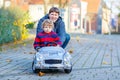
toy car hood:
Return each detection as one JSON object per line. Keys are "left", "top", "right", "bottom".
{"left": 38, "top": 46, "right": 66, "bottom": 59}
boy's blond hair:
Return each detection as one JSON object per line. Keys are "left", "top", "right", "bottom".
{"left": 42, "top": 19, "right": 54, "bottom": 29}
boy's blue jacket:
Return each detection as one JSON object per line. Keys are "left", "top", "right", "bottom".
{"left": 37, "top": 14, "right": 66, "bottom": 45}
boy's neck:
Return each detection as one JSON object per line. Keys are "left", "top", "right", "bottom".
{"left": 44, "top": 31, "right": 52, "bottom": 34}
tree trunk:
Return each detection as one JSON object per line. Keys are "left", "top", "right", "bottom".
{"left": 43, "top": 0, "right": 49, "bottom": 14}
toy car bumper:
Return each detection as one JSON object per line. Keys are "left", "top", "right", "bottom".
{"left": 35, "top": 63, "right": 71, "bottom": 70}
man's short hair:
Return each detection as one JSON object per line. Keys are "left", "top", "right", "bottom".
{"left": 49, "top": 7, "right": 60, "bottom": 15}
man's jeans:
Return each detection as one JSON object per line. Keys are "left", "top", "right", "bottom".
{"left": 61, "top": 33, "right": 70, "bottom": 48}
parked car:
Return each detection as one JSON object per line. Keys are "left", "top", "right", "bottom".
{"left": 32, "top": 45, "right": 72, "bottom": 74}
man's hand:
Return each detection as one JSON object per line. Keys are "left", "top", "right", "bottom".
{"left": 56, "top": 45, "right": 60, "bottom": 47}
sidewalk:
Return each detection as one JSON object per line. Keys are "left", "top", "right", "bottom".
{"left": 0, "top": 32, "right": 120, "bottom": 80}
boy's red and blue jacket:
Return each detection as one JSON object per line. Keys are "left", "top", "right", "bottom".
{"left": 33, "top": 31, "right": 62, "bottom": 50}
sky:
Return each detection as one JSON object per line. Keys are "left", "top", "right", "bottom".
{"left": 104, "top": 0, "right": 120, "bottom": 15}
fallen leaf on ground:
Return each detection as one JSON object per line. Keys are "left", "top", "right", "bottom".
{"left": 102, "top": 61, "right": 108, "bottom": 65}
{"left": 38, "top": 72, "right": 45, "bottom": 76}
{"left": 29, "top": 51, "right": 35, "bottom": 54}
{"left": 76, "top": 36, "right": 80, "bottom": 42}
{"left": 95, "top": 39, "right": 99, "bottom": 43}
{"left": 69, "top": 49, "right": 74, "bottom": 54}
{"left": 6, "top": 59, "right": 12, "bottom": 63}
{"left": 110, "top": 48, "right": 113, "bottom": 51}
{"left": 24, "top": 52, "right": 27, "bottom": 54}
{"left": 105, "top": 54, "right": 109, "bottom": 57}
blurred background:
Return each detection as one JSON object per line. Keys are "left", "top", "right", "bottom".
{"left": 0, "top": 0, "right": 120, "bottom": 45}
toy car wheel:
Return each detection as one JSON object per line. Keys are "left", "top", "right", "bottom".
{"left": 32, "top": 61, "right": 40, "bottom": 73}
{"left": 64, "top": 66, "right": 72, "bottom": 73}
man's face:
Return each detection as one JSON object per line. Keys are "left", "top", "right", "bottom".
{"left": 49, "top": 12, "right": 59, "bottom": 23}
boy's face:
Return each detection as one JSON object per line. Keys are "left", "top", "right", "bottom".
{"left": 49, "top": 12, "right": 59, "bottom": 23}
{"left": 43, "top": 24, "right": 52, "bottom": 33}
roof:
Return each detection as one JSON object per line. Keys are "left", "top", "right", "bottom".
{"left": 82, "top": 0, "right": 101, "bottom": 13}
{"left": 29, "top": 0, "right": 70, "bottom": 4}
{"left": 29, "top": 0, "right": 43, "bottom": 4}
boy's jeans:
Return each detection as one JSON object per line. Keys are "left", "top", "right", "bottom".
{"left": 62, "top": 33, "right": 70, "bottom": 48}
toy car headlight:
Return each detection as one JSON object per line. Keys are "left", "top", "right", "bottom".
{"left": 63, "top": 52, "right": 71, "bottom": 62}
{"left": 36, "top": 52, "right": 43, "bottom": 61}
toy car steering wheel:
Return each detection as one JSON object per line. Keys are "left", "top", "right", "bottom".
{"left": 46, "top": 42, "right": 58, "bottom": 46}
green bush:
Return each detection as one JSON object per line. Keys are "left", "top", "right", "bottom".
{"left": 25, "top": 22, "right": 35, "bottom": 29}
{"left": 0, "top": 6, "right": 30, "bottom": 45}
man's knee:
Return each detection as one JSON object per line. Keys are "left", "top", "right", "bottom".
{"left": 66, "top": 33, "right": 70, "bottom": 41}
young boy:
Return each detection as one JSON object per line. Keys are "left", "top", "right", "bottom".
{"left": 33, "top": 19, "right": 62, "bottom": 51}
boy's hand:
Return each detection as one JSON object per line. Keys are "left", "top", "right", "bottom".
{"left": 36, "top": 47, "right": 40, "bottom": 52}
{"left": 37, "top": 48, "right": 40, "bottom": 52}
{"left": 56, "top": 45, "right": 60, "bottom": 47}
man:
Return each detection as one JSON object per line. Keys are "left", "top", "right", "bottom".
{"left": 36, "top": 7, "right": 70, "bottom": 48}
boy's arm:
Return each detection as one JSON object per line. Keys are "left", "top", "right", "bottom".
{"left": 33, "top": 35, "right": 41, "bottom": 51}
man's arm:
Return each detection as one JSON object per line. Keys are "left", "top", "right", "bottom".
{"left": 57, "top": 21, "right": 66, "bottom": 45}
{"left": 36, "top": 19, "right": 44, "bottom": 35}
